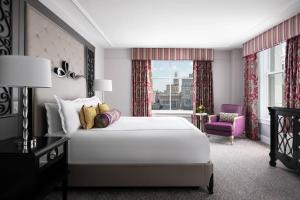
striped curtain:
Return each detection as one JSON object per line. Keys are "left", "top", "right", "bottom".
{"left": 243, "top": 13, "right": 300, "bottom": 57}
{"left": 284, "top": 35, "right": 300, "bottom": 108}
{"left": 132, "top": 60, "right": 152, "bottom": 116}
{"left": 192, "top": 61, "right": 214, "bottom": 119}
{"left": 244, "top": 54, "right": 259, "bottom": 140}
{"left": 132, "top": 48, "right": 214, "bottom": 61}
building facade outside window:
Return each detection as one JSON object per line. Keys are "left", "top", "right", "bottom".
{"left": 152, "top": 60, "right": 193, "bottom": 112}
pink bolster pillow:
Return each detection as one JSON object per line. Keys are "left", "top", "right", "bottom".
{"left": 94, "top": 109, "right": 121, "bottom": 128}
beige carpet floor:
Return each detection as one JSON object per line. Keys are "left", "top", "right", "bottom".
{"left": 46, "top": 135, "right": 300, "bottom": 200}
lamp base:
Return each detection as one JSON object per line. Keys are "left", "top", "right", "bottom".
{"left": 22, "top": 86, "right": 29, "bottom": 147}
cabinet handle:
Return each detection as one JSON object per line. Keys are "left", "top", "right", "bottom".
{"left": 49, "top": 149, "right": 57, "bottom": 160}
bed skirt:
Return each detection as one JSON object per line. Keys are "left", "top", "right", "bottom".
{"left": 68, "top": 162, "right": 214, "bottom": 194}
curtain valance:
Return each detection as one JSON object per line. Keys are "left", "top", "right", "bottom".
{"left": 243, "top": 13, "right": 300, "bottom": 57}
{"left": 132, "top": 48, "right": 214, "bottom": 61}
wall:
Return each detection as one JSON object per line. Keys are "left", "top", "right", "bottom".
{"left": 212, "top": 49, "right": 244, "bottom": 113}
{"left": 260, "top": 122, "right": 270, "bottom": 144}
{"left": 104, "top": 49, "right": 132, "bottom": 115}
{"left": 104, "top": 49, "right": 244, "bottom": 116}
{"left": 230, "top": 49, "right": 244, "bottom": 104}
{"left": 95, "top": 46, "right": 104, "bottom": 79}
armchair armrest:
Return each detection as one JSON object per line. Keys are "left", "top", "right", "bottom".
{"left": 208, "top": 115, "right": 218, "bottom": 122}
{"left": 233, "top": 116, "right": 245, "bottom": 135}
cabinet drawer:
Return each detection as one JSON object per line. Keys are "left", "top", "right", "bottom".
{"left": 39, "top": 144, "right": 64, "bottom": 168}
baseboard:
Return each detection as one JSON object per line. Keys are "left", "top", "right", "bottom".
{"left": 260, "top": 135, "right": 270, "bottom": 145}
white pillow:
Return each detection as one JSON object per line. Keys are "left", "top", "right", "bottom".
{"left": 45, "top": 103, "right": 63, "bottom": 135}
{"left": 54, "top": 95, "right": 101, "bottom": 134}
{"left": 78, "top": 96, "right": 101, "bottom": 106}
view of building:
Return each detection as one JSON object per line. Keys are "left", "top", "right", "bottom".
{"left": 152, "top": 73, "right": 193, "bottom": 110}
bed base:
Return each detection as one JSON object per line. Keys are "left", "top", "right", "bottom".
{"left": 69, "top": 162, "right": 214, "bottom": 194}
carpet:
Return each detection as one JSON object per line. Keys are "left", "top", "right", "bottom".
{"left": 46, "top": 136, "right": 300, "bottom": 200}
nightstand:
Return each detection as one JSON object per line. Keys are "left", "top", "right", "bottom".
{"left": 0, "top": 136, "right": 69, "bottom": 200}
{"left": 192, "top": 113, "right": 208, "bottom": 133}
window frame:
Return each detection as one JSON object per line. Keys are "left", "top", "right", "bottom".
{"left": 258, "top": 42, "right": 285, "bottom": 123}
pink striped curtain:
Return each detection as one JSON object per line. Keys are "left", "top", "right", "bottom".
{"left": 132, "top": 48, "right": 214, "bottom": 61}
{"left": 132, "top": 60, "right": 152, "bottom": 116}
{"left": 243, "top": 13, "right": 300, "bottom": 57}
{"left": 284, "top": 35, "right": 300, "bottom": 108}
{"left": 192, "top": 61, "right": 214, "bottom": 119}
{"left": 244, "top": 54, "right": 259, "bottom": 140}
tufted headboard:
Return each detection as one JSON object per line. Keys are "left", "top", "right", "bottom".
{"left": 26, "top": 5, "right": 91, "bottom": 136}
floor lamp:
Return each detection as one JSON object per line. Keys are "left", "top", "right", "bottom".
{"left": 0, "top": 56, "right": 52, "bottom": 147}
{"left": 94, "top": 79, "right": 112, "bottom": 102}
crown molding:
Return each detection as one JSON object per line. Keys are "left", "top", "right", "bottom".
{"left": 71, "top": 0, "right": 113, "bottom": 47}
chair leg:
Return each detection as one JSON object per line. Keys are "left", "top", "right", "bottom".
{"left": 229, "top": 136, "right": 234, "bottom": 145}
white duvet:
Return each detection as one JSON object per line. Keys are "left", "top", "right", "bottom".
{"left": 68, "top": 117, "right": 210, "bottom": 164}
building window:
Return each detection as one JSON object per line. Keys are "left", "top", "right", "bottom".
{"left": 152, "top": 60, "right": 193, "bottom": 111}
{"left": 258, "top": 42, "right": 286, "bottom": 121}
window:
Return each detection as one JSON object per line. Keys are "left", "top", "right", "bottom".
{"left": 152, "top": 60, "right": 193, "bottom": 111}
{"left": 258, "top": 42, "right": 286, "bottom": 120}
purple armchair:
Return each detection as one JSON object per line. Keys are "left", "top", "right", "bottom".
{"left": 204, "top": 104, "right": 245, "bottom": 144}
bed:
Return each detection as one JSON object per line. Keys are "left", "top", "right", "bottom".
{"left": 34, "top": 96, "right": 213, "bottom": 193}
{"left": 64, "top": 116, "right": 213, "bottom": 193}
{"left": 29, "top": 35, "right": 213, "bottom": 193}
{"left": 33, "top": 89, "right": 213, "bottom": 193}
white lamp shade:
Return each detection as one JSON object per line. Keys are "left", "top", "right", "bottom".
{"left": 0, "top": 55, "right": 52, "bottom": 88}
{"left": 94, "top": 79, "right": 112, "bottom": 91}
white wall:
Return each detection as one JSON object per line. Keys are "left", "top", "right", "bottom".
{"left": 260, "top": 122, "right": 270, "bottom": 144}
{"left": 230, "top": 49, "right": 244, "bottom": 104}
{"left": 213, "top": 49, "right": 244, "bottom": 113}
{"left": 104, "top": 49, "right": 244, "bottom": 116}
{"left": 95, "top": 46, "right": 104, "bottom": 79}
{"left": 104, "top": 49, "right": 132, "bottom": 115}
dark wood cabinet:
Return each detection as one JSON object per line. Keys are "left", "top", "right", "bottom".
{"left": 268, "top": 107, "right": 300, "bottom": 173}
{"left": 0, "top": 136, "right": 69, "bottom": 200}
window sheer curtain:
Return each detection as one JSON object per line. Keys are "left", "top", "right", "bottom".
{"left": 284, "top": 35, "right": 300, "bottom": 109}
{"left": 244, "top": 54, "right": 259, "bottom": 140}
{"left": 192, "top": 61, "right": 214, "bottom": 119}
{"left": 132, "top": 60, "right": 152, "bottom": 116}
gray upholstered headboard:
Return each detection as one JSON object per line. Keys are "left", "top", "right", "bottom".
{"left": 26, "top": 5, "right": 88, "bottom": 136}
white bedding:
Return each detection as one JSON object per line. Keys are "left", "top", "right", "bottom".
{"left": 67, "top": 117, "right": 210, "bottom": 164}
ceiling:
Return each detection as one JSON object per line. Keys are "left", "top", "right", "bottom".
{"left": 41, "top": 0, "right": 300, "bottom": 49}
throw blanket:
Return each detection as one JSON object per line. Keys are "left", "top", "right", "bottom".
{"left": 94, "top": 109, "right": 121, "bottom": 128}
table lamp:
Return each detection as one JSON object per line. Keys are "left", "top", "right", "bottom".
{"left": 0, "top": 56, "right": 52, "bottom": 147}
{"left": 94, "top": 79, "right": 112, "bottom": 102}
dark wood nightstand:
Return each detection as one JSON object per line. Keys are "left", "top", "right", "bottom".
{"left": 0, "top": 136, "right": 69, "bottom": 200}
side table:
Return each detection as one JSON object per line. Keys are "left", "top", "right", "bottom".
{"left": 192, "top": 113, "right": 208, "bottom": 133}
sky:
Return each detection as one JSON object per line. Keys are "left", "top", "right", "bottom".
{"left": 152, "top": 60, "right": 193, "bottom": 92}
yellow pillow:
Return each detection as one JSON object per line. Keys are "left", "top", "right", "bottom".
{"left": 79, "top": 105, "right": 97, "bottom": 129}
{"left": 97, "top": 103, "right": 110, "bottom": 114}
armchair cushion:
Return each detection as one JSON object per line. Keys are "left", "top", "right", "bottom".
{"left": 205, "top": 122, "right": 233, "bottom": 132}
{"left": 219, "top": 112, "right": 239, "bottom": 123}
